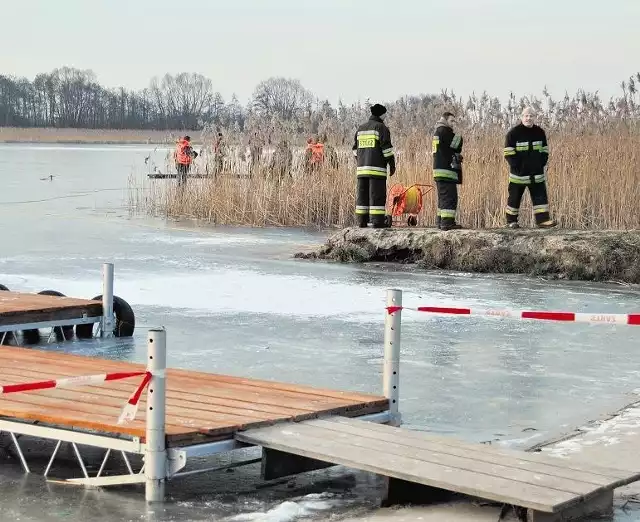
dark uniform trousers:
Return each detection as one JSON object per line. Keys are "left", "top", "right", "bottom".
{"left": 356, "top": 176, "right": 387, "bottom": 227}
{"left": 506, "top": 181, "right": 551, "bottom": 225}
{"left": 436, "top": 181, "right": 458, "bottom": 226}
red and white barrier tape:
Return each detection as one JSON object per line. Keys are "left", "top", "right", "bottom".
{"left": 0, "top": 370, "right": 155, "bottom": 425}
{"left": 387, "top": 305, "right": 640, "bottom": 326}
{"left": 117, "top": 371, "right": 153, "bottom": 425}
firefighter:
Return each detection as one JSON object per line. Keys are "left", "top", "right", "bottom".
{"left": 503, "top": 107, "right": 556, "bottom": 228}
{"left": 352, "top": 103, "right": 395, "bottom": 228}
{"left": 174, "top": 135, "right": 198, "bottom": 186}
{"left": 432, "top": 111, "right": 463, "bottom": 230}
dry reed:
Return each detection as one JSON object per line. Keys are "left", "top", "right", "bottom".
{"left": 128, "top": 128, "right": 640, "bottom": 230}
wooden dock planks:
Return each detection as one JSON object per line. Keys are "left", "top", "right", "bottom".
{"left": 0, "top": 346, "right": 388, "bottom": 445}
{"left": 0, "top": 291, "right": 102, "bottom": 327}
{"left": 236, "top": 416, "right": 640, "bottom": 514}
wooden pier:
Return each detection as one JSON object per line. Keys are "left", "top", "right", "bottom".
{"left": 0, "top": 345, "right": 388, "bottom": 445}
{"left": 239, "top": 417, "right": 640, "bottom": 521}
{"left": 0, "top": 263, "right": 134, "bottom": 340}
{"left": 0, "top": 291, "right": 102, "bottom": 332}
{"left": 2, "top": 286, "right": 640, "bottom": 522}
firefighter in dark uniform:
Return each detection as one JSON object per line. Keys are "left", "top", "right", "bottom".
{"left": 503, "top": 107, "right": 556, "bottom": 228}
{"left": 352, "top": 103, "right": 396, "bottom": 227}
{"left": 432, "top": 112, "right": 463, "bottom": 230}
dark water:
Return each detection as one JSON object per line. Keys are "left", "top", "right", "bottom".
{"left": 0, "top": 143, "right": 639, "bottom": 521}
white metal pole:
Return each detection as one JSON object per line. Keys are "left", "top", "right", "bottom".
{"left": 383, "top": 289, "right": 402, "bottom": 427}
{"left": 101, "top": 263, "right": 115, "bottom": 338}
{"left": 145, "top": 327, "right": 167, "bottom": 503}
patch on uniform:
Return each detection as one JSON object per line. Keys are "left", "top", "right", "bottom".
{"left": 358, "top": 136, "right": 376, "bottom": 148}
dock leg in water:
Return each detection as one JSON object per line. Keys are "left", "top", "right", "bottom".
{"left": 145, "top": 327, "right": 167, "bottom": 503}
{"left": 101, "top": 263, "right": 115, "bottom": 338}
{"left": 384, "top": 289, "right": 402, "bottom": 427}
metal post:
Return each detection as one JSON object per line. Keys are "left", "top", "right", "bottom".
{"left": 101, "top": 263, "right": 115, "bottom": 338}
{"left": 145, "top": 328, "right": 167, "bottom": 503}
{"left": 384, "top": 289, "right": 402, "bottom": 427}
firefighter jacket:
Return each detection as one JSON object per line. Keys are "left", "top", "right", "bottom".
{"left": 352, "top": 116, "right": 395, "bottom": 177}
{"left": 503, "top": 123, "right": 549, "bottom": 184}
{"left": 432, "top": 122, "right": 463, "bottom": 184}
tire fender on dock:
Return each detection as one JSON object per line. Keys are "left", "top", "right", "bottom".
{"left": 75, "top": 295, "right": 135, "bottom": 338}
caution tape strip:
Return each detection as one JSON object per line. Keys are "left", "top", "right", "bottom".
{"left": 387, "top": 305, "right": 640, "bottom": 326}
{"left": 0, "top": 370, "right": 155, "bottom": 425}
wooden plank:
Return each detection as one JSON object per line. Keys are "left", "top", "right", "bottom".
{"left": 1, "top": 367, "right": 315, "bottom": 418}
{"left": 0, "top": 305, "right": 102, "bottom": 327}
{"left": 0, "top": 387, "right": 287, "bottom": 427}
{"left": 240, "top": 422, "right": 605, "bottom": 496}
{"left": 0, "top": 364, "right": 383, "bottom": 438}
{"left": 0, "top": 362, "right": 384, "bottom": 419}
{"left": 236, "top": 423, "right": 581, "bottom": 513}
{"left": 305, "top": 418, "right": 636, "bottom": 488}
{"left": 6, "top": 344, "right": 384, "bottom": 403}
{"left": 0, "top": 403, "right": 150, "bottom": 437}
{"left": 0, "top": 348, "right": 388, "bottom": 414}
{"left": 0, "top": 346, "right": 385, "bottom": 403}
{"left": 323, "top": 416, "right": 639, "bottom": 481}
{"left": 0, "top": 292, "right": 102, "bottom": 326}
{"left": 0, "top": 291, "right": 100, "bottom": 311}
{"left": 527, "top": 490, "right": 613, "bottom": 522}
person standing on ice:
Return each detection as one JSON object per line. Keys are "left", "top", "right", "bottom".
{"left": 503, "top": 107, "right": 557, "bottom": 228}
{"left": 352, "top": 103, "right": 396, "bottom": 228}
{"left": 432, "top": 111, "right": 464, "bottom": 230}
{"left": 174, "top": 135, "right": 198, "bottom": 187}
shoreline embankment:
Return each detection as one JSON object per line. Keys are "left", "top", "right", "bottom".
{"left": 294, "top": 227, "right": 640, "bottom": 284}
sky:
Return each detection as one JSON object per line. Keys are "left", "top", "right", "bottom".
{"left": 1, "top": 0, "right": 638, "bottom": 107}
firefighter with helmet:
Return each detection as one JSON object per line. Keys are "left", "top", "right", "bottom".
{"left": 352, "top": 103, "right": 396, "bottom": 228}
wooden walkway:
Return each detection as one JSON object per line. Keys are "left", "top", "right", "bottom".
{"left": 0, "top": 291, "right": 102, "bottom": 329}
{"left": 237, "top": 416, "right": 640, "bottom": 520}
{"left": 0, "top": 346, "right": 388, "bottom": 446}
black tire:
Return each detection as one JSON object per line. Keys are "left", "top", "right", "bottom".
{"left": 76, "top": 295, "right": 135, "bottom": 338}
{"left": 21, "top": 327, "right": 41, "bottom": 345}
{"left": 38, "top": 290, "right": 75, "bottom": 341}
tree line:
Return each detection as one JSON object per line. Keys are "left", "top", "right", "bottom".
{"left": 1, "top": 66, "right": 639, "bottom": 141}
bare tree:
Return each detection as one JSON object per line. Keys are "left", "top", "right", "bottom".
{"left": 251, "top": 77, "right": 314, "bottom": 121}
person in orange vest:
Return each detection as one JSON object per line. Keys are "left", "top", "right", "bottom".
{"left": 174, "top": 135, "right": 198, "bottom": 186}
{"left": 304, "top": 136, "right": 325, "bottom": 173}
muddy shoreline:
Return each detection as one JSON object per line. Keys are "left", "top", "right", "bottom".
{"left": 294, "top": 227, "right": 640, "bottom": 284}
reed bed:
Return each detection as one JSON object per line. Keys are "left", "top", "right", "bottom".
{"left": 128, "top": 130, "right": 640, "bottom": 230}
{"left": 128, "top": 75, "right": 640, "bottom": 229}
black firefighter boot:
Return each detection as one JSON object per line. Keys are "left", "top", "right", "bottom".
{"left": 440, "top": 218, "right": 463, "bottom": 231}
